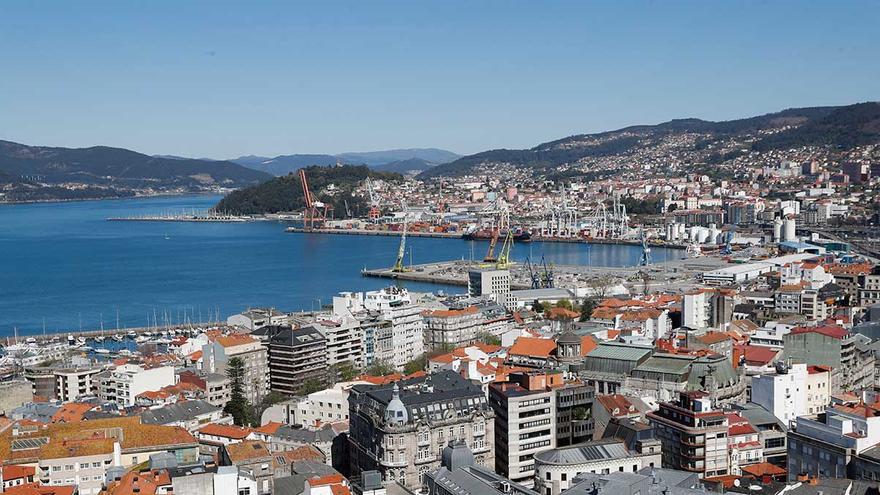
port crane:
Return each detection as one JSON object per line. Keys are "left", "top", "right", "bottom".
{"left": 392, "top": 200, "right": 410, "bottom": 273}
{"left": 479, "top": 198, "right": 511, "bottom": 263}
{"left": 638, "top": 229, "right": 652, "bottom": 266}
{"left": 299, "top": 169, "right": 330, "bottom": 229}
{"left": 365, "top": 177, "right": 381, "bottom": 223}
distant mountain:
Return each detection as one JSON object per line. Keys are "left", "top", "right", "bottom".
{"left": 0, "top": 140, "right": 271, "bottom": 201}
{"left": 231, "top": 148, "right": 459, "bottom": 176}
{"left": 372, "top": 158, "right": 438, "bottom": 175}
{"left": 336, "top": 148, "right": 459, "bottom": 166}
{"left": 419, "top": 102, "right": 880, "bottom": 179}
{"left": 214, "top": 165, "right": 402, "bottom": 215}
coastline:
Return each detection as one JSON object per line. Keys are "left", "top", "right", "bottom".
{"left": 0, "top": 190, "right": 225, "bottom": 207}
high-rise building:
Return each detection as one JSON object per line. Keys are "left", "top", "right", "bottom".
{"left": 489, "top": 371, "right": 561, "bottom": 488}
{"left": 468, "top": 268, "right": 514, "bottom": 310}
{"left": 267, "top": 326, "right": 328, "bottom": 395}
{"left": 423, "top": 306, "right": 484, "bottom": 350}
{"left": 203, "top": 333, "right": 270, "bottom": 405}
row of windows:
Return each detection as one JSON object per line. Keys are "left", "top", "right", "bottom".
{"left": 51, "top": 461, "right": 107, "bottom": 472}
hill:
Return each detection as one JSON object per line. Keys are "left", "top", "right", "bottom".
{"left": 372, "top": 158, "right": 438, "bottom": 175}
{"left": 418, "top": 103, "right": 880, "bottom": 179}
{"left": 213, "top": 165, "right": 402, "bottom": 215}
{"left": 0, "top": 140, "right": 271, "bottom": 191}
{"left": 231, "top": 148, "right": 459, "bottom": 176}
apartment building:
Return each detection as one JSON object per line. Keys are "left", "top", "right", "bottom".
{"left": 96, "top": 363, "right": 175, "bottom": 407}
{"left": 347, "top": 370, "right": 494, "bottom": 488}
{"left": 294, "top": 381, "right": 364, "bottom": 428}
{"left": 423, "top": 306, "right": 483, "bottom": 349}
{"left": 647, "top": 391, "right": 730, "bottom": 478}
{"left": 468, "top": 268, "right": 514, "bottom": 310}
{"left": 203, "top": 333, "right": 270, "bottom": 405}
{"left": 313, "top": 316, "right": 364, "bottom": 368}
{"left": 0, "top": 417, "right": 198, "bottom": 495}
{"left": 363, "top": 287, "right": 426, "bottom": 370}
{"left": 751, "top": 363, "right": 831, "bottom": 426}
{"left": 783, "top": 324, "right": 875, "bottom": 393}
{"left": 55, "top": 366, "right": 103, "bottom": 402}
{"left": 268, "top": 325, "right": 327, "bottom": 395}
{"left": 489, "top": 371, "right": 560, "bottom": 488}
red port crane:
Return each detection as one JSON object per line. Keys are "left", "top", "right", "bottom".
{"left": 299, "top": 169, "right": 330, "bottom": 229}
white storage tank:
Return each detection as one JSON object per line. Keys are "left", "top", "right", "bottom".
{"left": 773, "top": 218, "right": 783, "bottom": 243}
{"left": 783, "top": 217, "right": 796, "bottom": 242}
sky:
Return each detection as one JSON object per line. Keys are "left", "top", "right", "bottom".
{"left": 0, "top": 1, "right": 878, "bottom": 159}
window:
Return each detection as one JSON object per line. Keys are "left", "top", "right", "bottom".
{"left": 546, "top": 472, "right": 551, "bottom": 480}
{"left": 79, "top": 463, "right": 89, "bottom": 470}
{"left": 561, "top": 473, "right": 567, "bottom": 481}
{"left": 92, "top": 462, "right": 101, "bottom": 468}
{"left": 239, "top": 489, "right": 251, "bottom": 495}
{"left": 64, "top": 465, "right": 74, "bottom": 471}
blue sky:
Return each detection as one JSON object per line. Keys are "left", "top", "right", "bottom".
{"left": 0, "top": 1, "right": 877, "bottom": 158}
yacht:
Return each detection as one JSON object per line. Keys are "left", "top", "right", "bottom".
{"left": 95, "top": 348, "right": 111, "bottom": 355}
{"left": 113, "top": 334, "right": 124, "bottom": 342}
{"left": 127, "top": 330, "right": 137, "bottom": 338}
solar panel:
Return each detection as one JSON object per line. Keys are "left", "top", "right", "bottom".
{"left": 11, "top": 437, "right": 49, "bottom": 451}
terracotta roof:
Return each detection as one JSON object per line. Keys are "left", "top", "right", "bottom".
{"left": 4, "top": 484, "right": 76, "bottom": 495}
{"left": 697, "top": 331, "right": 731, "bottom": 345}
{"left": 1, "top": 465, "right": 35, "bottom": 480}
{"left": 253, "top": 421, "right": 283, "bottom": 435}
{"left": 423, "top": 306, "right": 480, "bottom": 318}
{"left": 734, "top": 345, "right": 780, "bottom": 366}
{"left": 51, "top": 403, "right": 94, "bottom": 423}
{"left": 546, "top": 307, "right": 580, "bottom": 320}
{"left": 580, "top": 336, "right": 598, "bottom": 357}
{"left": 214, "top": 334, "right": 257, "bottom": 348}
{"left": 273, "top": 444, "right": 325, "bottom": 464}
{"left": 225, "top": 440, "right": 272, "bottom": 463}
{"left": 789, "top": 325, "right": 847, "bottom": 339}
{"left": 741, "top": 462, "right": 786, "bottom": 478}
{"left": 197, "top": 423, "right": 253, "bottom": 440}
{"left": 99, "top": 468, "right": 172, "bottom": 495}
{"left": 808, "top": 365, "right": 831, "bottom": 374}
{"left": 508, "top": 337, "right": 556, "bottom": 358}
{"left": 595, "top": 394, "right": 636, "bottom": 416}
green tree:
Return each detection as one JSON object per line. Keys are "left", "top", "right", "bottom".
{"left": 330, "top": 362, "right": 359, "bottom": 382}
{"left": 579, "top": 296, "right": 599, "bottom": 322}
{"left": 555, "top": 299, "right": 573, "bottom": 310}
{"left": 366, "top": 360, "right": 396, "bottom": 376}
{"left": 300, "top": 378, "right": 325, "bottom": 395}
{"left": 474, "top": 332, "right": 501, "bottom": 346}
{"left": 403, "top": 355, "right": 426, "bottom": 375}
{"left": 223, "top": 357, "right": 254, "bottom": 426}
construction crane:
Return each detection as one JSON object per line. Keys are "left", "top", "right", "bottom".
{"left": 480, "top": 198, "right": 510, "bottom": 263}
{"left": 392, "top": 201, "right": 410, "bottom": 273}
{"left": 541, "top": 255, "right": 555, "bottom": 288}
{"left": 299, "top": 169, "right": 330, "bottom": 229}
{"left": 365, "top": 177, "right": 381, "bottom": 223}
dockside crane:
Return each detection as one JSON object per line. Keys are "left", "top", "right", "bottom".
{"left": 299, "top": 169, "right": 330, "bottom": 229}
{"left": 366, "top": 177, "right": 381, "bottom": 223}
{"left": 638, "top": 229, "right": 652, "bottom": 266}
{"left": 392, "top": 201, "right": 410, "bottom": 273}
{"left": 541, "top": 255, "right": 555, "bottom": 288}
{"left": 495, "top": 229, "right": 514, "bottom": 269}
{"left": 524, "top": 257, "right": 542, "bottom": 289}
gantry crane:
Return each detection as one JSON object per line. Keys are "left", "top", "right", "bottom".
{"left": 299, "top": 169, "right": 330, "bottom": 229}
{"left": 392, "top": 201, "right": 410, "bottom": 273}
{"left": 365, "top": 177, "right": 381, "bottom": 223}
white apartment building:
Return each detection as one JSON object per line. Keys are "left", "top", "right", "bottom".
{"left": 423, "top": 306, "right": 484, "bottom": 349}
{"left": 751, "top": 363, "right": 831, "bottom": 427}
{"left": 97, "top": 364, "right": 175, "bottom": 406}
{"left": 312, "top": 315, "right": 364, "bottom": 368}
{"left": 362, "top": 287, "right": 425, "bottom": 370}
{"left": 294, "top": 381, "right": 370, "bottom": 428}
{"left": 55, "top": 367, "right": 102, "bottom": 402}
{"left": 203, "top": 334, "right": 270, "bottom": 405}
{"left": 683, "top": 291, "right": 710, "bottom": 329}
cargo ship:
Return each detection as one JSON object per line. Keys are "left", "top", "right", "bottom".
{"left": 462, "top": 227, "right": 532, "bottom": 242}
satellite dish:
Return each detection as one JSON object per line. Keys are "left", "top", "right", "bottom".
{"left": 733, "top": 479, "right": 741, "bottom": 487}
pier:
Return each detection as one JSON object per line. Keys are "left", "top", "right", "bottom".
{"left": 5, "top": 321, "right": 225, "bottom": 346}
{"left": 286, "top": 227, "right": 461, "bottom": 238}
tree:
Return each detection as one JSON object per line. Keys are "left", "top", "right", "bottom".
{"left": 223, "top": 357, "right": 254, "bottom": 426}
{"left": 300, "top": 378, "right": 325, "bottom": 395}
{"left": 555, "top": 299, "right": 573, "bottom": 311}
{"left": 403, "top": 355, "right": 426, "bottom": 375}
{"left": 366, "top": 360, "right": 396, "bottom": 376}
{"left": 474, "top": 332, "right": 501, "bottom": 346}
{"left": 579, "top": 296, "right": 599, "bottom": 322}
{"left": 330, "top": 362, "right": 359, "bottom": 382}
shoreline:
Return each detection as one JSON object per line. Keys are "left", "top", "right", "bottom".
{"left": 0, "top": 190, "right": 224, "bottom": 207}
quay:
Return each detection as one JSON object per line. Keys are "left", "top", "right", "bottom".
{"left": 286, "top": 227, "right": 461, "bottom": 238}
{"left": 108, "top": 214, "right": 255, "bottom": 222}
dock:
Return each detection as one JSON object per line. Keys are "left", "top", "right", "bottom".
{"left": 108, "top": 214, "right": 256, "bottom": 222}
{"left": 6, "top": 321, "right": 225, "bottom": 346}
{"left": 286, "top": 227, "right": 461, "bottom": 238}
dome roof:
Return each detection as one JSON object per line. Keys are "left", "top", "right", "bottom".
{"left": 556, "top": 330, "right": 582, "bottom": 345}
{"left": 383, "top": 383, "right": 409, "bottom": 426}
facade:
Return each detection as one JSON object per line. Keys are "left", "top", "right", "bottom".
{"left": 96, "top": 364, "right": 175, "bottom": 407}
{"left": 295, "top": 382, "right": 363, "bottom": 428}
{"left": 313, "top": 316, "right": 364, "bottom": 368}
{"left": 647, "top": 391, "right": 730, "bottom": 478}
{"left": 55, "top": 367, "right": 102, "bottom": 402}
{"left": 783, "top": 325, "right": 875, "bottom": 393}
{"left": 554, "top": 381, "right": 594, "bottom": 447}
{"left": 203, "top": 334, "right": 270, "bottom": 405}
{"left": 220, "top": 440, "right": 275, "bottom": 495}
{"left": 347, "top": 370, "right": 494, "bottom": 489}
{"left": 468, "top": 268, "right": 514, "bottom": 310}
{"left": 363, "top": 288, "right": 426, "bottom": 370}
{"left": 141, "top": 399, "right": 231, "bottom": 432}
{"left": 534, "top": 439, "right": 661, "bottom": 495}
{"left": 268, "top": 326, "right": 328, "bottom": 395}
{"left": 423, "top": 306, "right": 483, "bottom": 349}
{"left": 489, "top": 371, "right": 561, "bottom": 488}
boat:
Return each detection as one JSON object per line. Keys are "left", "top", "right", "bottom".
{"left": 67, "top": 334, "right": 76, "bottom": 345}
{"left": 127, "top": 330, "right": 137, "bottom": 338}
{"left": 95, "top": 348, "right": 111, "bottom": 355}
{"left": 94, "top": 336, "right": 105, "bottom": 343}
{"left": 80, "top": 346, "right": 93, "bottom": 352}
{"left": 113, "top": 334, "right": 124, "bottom": 342}
{"left": 77, "top": 337, "right": 87, "bottom": 345}
{"left": 118, "top": 349, "right": 133, "bottom": 357}
{"left": 462, "top": 227, "right": 531, "bottom": 242}
{"left": 25, "top": 337, "right": 37, "bottom": 344}
{"left": 135, "top": 336, "right": 150, "bottom": 343}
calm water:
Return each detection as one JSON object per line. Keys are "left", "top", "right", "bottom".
{"left": 0, "top": 195, "right": 684, "bottom": 336}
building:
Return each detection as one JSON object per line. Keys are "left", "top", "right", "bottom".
{"left": 468, "top": 268, "right": 514, "bottom": 310}
{"left": 787, "top": 402, "right": 880, "bottom": 481}
{"left": 751, "top": 363, "right": 831, "bottom": 426}
{"left": 313, "top": 316, "right": 364, "bottom": 369}
{"left": 178, "top": 371, "right": 232, "bottom": 408}
{"left": 423, "top": 306, "right": 484, "bottom": 349}
{"left": 227, "top": 308, "right": 288, "bottom": 330}
{"left": 268, "top": 326, "right": 328, "bottom": 395}
{"left": 54, "top": 367, "right": 103, "bottom": 402}
{"left": 294, "top": 381, "right": 365, "bottom": 429}
{"left": 534, "top": 438, "right": 662, "bottom": 495}
{"left": 561, "top": 467, "right": 705, "bottom": 495}
{"left": 647, "top": 391, "right": 730, "bottom": 478}
{"left": 96, "top": 363, "right": 175, "bottom": 407}
{"left": 220, "top": 440, "right": 275, "bottom": 495}
{"left": 362, "top": 287, "right": 426, "bottom": 371}
{"left": 141, "top": 400, "right": 232, "bottom": 432}
{"left": 0, "top": 417, "right": 199, "bottom": 495}
{"left": 554, "top": 381, "right": 594, "bottom": 446}
{"left": 203, "top": 333, "right": 270, "bottom": 405}
{"left": 489, "top": 371, "right": 561, "bottom": 488}
{"left": 783, "top": 325, "right": 875, "bottom": 393}
{"left": 347, "top": 370, "right": 494, "bottom": 488}
{"left": 421, "top": 441, "right": 538, "bottom": 495}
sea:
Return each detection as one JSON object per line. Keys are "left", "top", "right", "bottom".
{"left": 0, "top": 195, "right": 686, "bottom": 337}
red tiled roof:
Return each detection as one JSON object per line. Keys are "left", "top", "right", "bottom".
{"left": 198, "top": 423, "right": 253, "bottom": 439}
{"left": 789, "top": 325, "right": 847, "bottom": 339}
{"left": 1, "top": 465, "right": 36, "bottom": 480}
{"left": 3, "top": 484, "right": 76, "bottom": 495}
{"left": 741, "top": 462, "right": 786, "bottom": 478}
{"left": 734, "top": 345, "right": 780, "bottom": 366}
{"left": 508, "top": 337, "right": 556, "bottom": 358}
